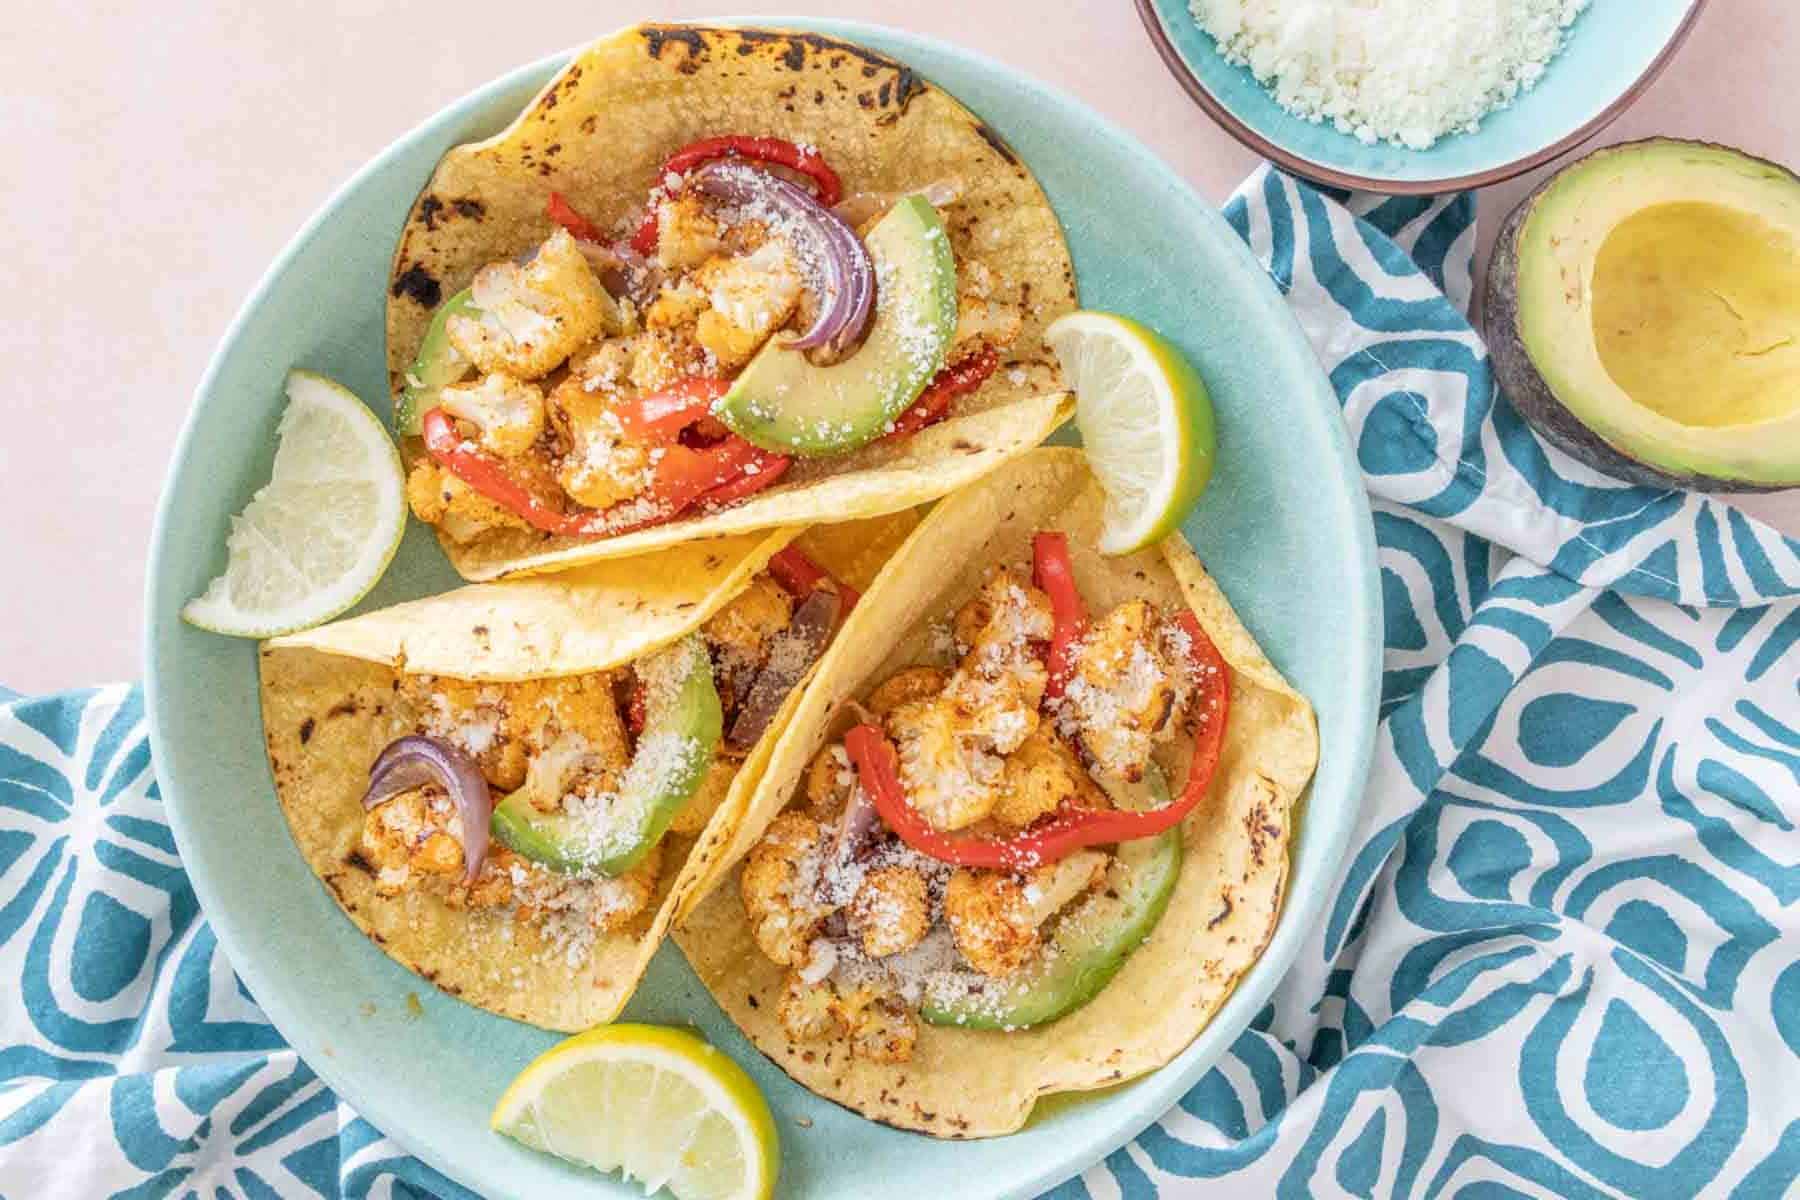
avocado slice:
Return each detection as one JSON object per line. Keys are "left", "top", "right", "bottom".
{"left": 491, "top": 637, "right": 722, "bottom": 877}
{"left": 714, "top": 195, "right": 957, "bottom": 457}
{"left": 394, "top": 288, "right": 479, "bottom": 436}
{"left": 1485, "top": 139, "right": 1800, "bottom": 492}
{"left": 921, "top": 826, "right": 1182, "bottom": 1031}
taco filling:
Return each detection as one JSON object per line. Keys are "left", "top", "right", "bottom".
{"left": 735, "top": 532, "right": 1229, "bottom": 1061}
{"left": 354, "top": 546, "right": 854, "bottom": 963}
{"left": 400, "top": 136, "right": 1020, "bottom": 548}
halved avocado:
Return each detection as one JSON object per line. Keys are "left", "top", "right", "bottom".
{"left": 1485, "top": 139, "right": 1800, "bottom": 492}
{"left": 714, "top": 195, "right": 957, "bottom": 457}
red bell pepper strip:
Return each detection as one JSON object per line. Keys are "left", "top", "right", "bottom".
{"left": 844, "top": 610, "right": 1230, "bottom": 871}
{"left": 1033, "top": 532, "right": 1086, "bottom": 701}
{"left": 421, "top": 408, "right": 577, "bottom": 535}
{"left": 546, "top": 192, "right": 605, "bottom": 243}
{"left": 422, "top": 406, "right": 787, "bottom": 538}
{"left": 885, "top": 347, "right": 1000, "bottom": 441}
{"left": 768, "top": 546, "right": 861, "bottom": 611}
{"left": 610, "top": 377, "right": 731, "bottom": 441}
{"left": 632, "top": 135, "right": 844, "bottom": 256}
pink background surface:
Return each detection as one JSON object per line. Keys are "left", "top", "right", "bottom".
{"left": 2, "top": 2, "right": 1795, "bottom": 693}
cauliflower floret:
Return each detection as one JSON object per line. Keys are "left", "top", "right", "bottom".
{"left": 629, "top": 327, "right": 708, "bottom": 391}
{"left": 671, "top": 758, "right": 737, "bottom": 837}
{"left": 361, "top": 788, "right": 514, "bottom": 909}
{"left": 656, "top": 194, "right": 724, "bottom": 271}
{"left": 406, "top": 460, "right": 534, "bottom": 543}
{"left": 850, "top": 866, "right": 930, "bottom": 958}
{"left": 774, "top": 973, "right": 917, "bottom": 1063}
{"left": 865, "top": 667, "right": 947, "bottom": 718}
{"left": 993, "top": 724, "right": 1105, "bottom": 828}
{"left": 740, "top": 812, "right": 835, "bottom": 967}
{"left": 803, "top": 744, "right": 855, "bottom": 821}
{"left": 438, "top": 372, "right": 546, "bottom": 458}
{"left": 588, "top": 843, "right": 661, "bottom": 933}
{"left": 645, "top": 279, "right": 712, "bottom": 330}
{"left": 778, "top": 971, "right": 847, "bottom": 1042}
{"left": 952, "top": 295, "right": 1023, "bottom": 356}
{"left": 943, "top": 850, "right": 1108, "bottom": 977}
{"left": 402, "top": 673, "right": 628, "bottom": 794}
{"left": 1064, "top": 602, "right": 1192, "bottom": 782}
{"left": 888, "top": 570, "right": 1054, "bottom": 831}
{"left": 448, "top": 229, "right": 612, "bottom": 379}
{"left": 568, "top": 338, "right": 637, "bottom": 395}
{"left": 691, "top": 241, "right": 804, "bottom": 371}
{"left": 839, "top": 984, "right": 918, "bottom": 1063}
{"left": 705, "top": 575, "right": 796, "bottom": 661}
{"left": 545, "top": 376, "right": 653, "bottom": 509}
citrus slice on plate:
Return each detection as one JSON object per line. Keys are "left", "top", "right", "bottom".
{"left": 181, "top": 370, "right": 406, "bottom": 637}
{"left": 1047, "top": 311, "right": 1216, "bottom": 555}
{"left": 491, "top": 1023, "right": 779, "bottom": 1200}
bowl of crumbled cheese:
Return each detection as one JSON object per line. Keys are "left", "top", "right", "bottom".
{"left": 1137, "top": 0, "right": 1708, "bottom": 193}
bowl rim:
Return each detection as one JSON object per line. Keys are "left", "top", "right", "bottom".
{"left": 1134, "top": 0, "right": 1710, "bottom": 195}
{"left": 144, "top": 19, "right": 1381, "bottom": 1197}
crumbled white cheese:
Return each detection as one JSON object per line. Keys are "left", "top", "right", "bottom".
{"left": 1191, "top": 0, "right": 1590, "bottom": 150}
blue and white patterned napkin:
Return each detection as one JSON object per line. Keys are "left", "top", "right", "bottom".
{"left": 3, "top": 169, "right": 1798, "bottom": 1199}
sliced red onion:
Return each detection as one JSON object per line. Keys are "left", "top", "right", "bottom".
{"left": 725, "top": 589, "right": 843, "bottom": 751}
{"left": 829, "top": 778, "right": 880, "bottom": 868}
{"left": 363, "top": 735, "right": 492, "bottom": 884}
{"left": 689, "top": 162, "right": 874, "bottom": 357}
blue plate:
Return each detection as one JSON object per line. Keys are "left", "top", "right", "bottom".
{"left": 1137, "top": 0, "right": 1706, "bottom": 193}
{"left": 146, "top": 20, "right": 1378, "bottom": 1199}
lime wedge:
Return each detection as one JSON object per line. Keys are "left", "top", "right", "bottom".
{"left": 1047, "top": 312, "right": 1216, "bottom": 555}
{"left": 492, "top": 1024, "right": 779, "bottom": 1200}
{"left": 181, "top": 370, "right": 406, "bottom": 638}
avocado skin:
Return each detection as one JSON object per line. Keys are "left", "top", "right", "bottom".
{"left": 1482, "top": 138, "right": 1799, "bottom": 494}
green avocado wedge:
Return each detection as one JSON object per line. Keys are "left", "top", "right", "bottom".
{"left": 921, "top": 827, "right": 1182, "bottom": 1031}
{"left": 714, "top": 196, "right": 957, "bottom": 457}
{"left": 393, "top": 287, "right": 478, "bottom": 436}
{"left": 491, "top": 637, "right": 722, "bottom": 877}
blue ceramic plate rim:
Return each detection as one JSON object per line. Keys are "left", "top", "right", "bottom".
{"left": 146, "top": 19, "right": 1379, "bottom": 1198}
{"left": 1136, "top": 0, "right": 1708, "bottom": 194}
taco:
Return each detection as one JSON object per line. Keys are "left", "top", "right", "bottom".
{"left": 259, "top": 514, "right": 914, "bottom": 1030}
{"left": 674, "top": 449, "right": 1318, "bottom": 1135}
{"left": 388, "top": 22, "right": 1076, "bottom": 582}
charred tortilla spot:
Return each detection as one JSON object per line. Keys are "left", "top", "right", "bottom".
{"left": 1208, "top": 892, "right": 1234, "bottom": 929}
{"left": 878, "top": 79, "right": 892, "bottom": 107}
{"left": 453, "top": 198, "right": 484, "bottom": 219}
{"left": 974, "top": 121, "right": 1019, "bottom": 165}
{"left": 857, "top": 92, "right": 874, "bottom": 110}
{"left": 391, "top": 264, "right": 441, "bottom": 308}
{"left": 345, "top": 848, "right": 374, "bottom": 874}
{"left": 641, "top": 25, "right": 708, "bottom": 63}
{"left": 326, "top": 699, "right": 358, "bottom": 720}
{"left": 298, "top": 717, "right": 315, "bottom": 744}
{"left": 418, "top": 195, "right": 444, "bottom": 230}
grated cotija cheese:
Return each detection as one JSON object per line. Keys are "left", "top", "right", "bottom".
{"left": 1191, "top": 0, "right": 1591, "bottom": 150}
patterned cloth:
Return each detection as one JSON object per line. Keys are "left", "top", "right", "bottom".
{"left": 4, "top": 170, "right": 1797, "bottom": 1199}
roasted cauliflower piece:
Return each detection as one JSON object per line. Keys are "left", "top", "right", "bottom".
{"left": 850, "top": 866, "right": 930, "bottom": 958}
{"left": 777, "top": 971, "right": 847, "bottom": 1043}
{"left": 803, "top": 744, "right": 855, "bottom": 821}
{"left": 438, "top": 372, "right": 547, "bottom": 458}
{"left": 943, "top": 850, "right": 1108, "bottom": 978}
{"left": 587, "top": 842, "right": 661, "bottom": 933}
{"left": 448, "top": 229, "right": 613, "bottom": 379}
{"left": 406, "top": 460, "right": 534, "bottom": 543}
{"left": 740, "top": 812, "right": 836, "bottom": 967}
{"left": 1064, "top": 601, "right": 1193, "bottom": 782}
{"left": 361, "top": 788, "right": 513, "bottom": 908}
{"left": 545, "top": 376, "right": 652, "bottom": 509}
{"left": 655, "top": 194, "right": 725, "bottom": 271}
{"left": 401, "top": 673, "right": 628, "bottom": 796}
{"left": 670, "top": 757, "right": 737, "bottom": 837}
{"left": 839, "top": 984, "right": 919, "bottom": 1063}
{"left": 691, "top": 241, "right": 804, "bottom": 371}
{"left": 993, "top": 724, "right": 1105, "bottom": 828}
{"left": 889, "top": 570, "right": 1054, "bottom": 831}
{"left": 704, "top": 575, "right": 796, "bottom": 709}
{"left": 865, "top": 667, "right": 947, "bottom": 717}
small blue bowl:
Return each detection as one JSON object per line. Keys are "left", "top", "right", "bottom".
{"left": 1138, "top": 0, "right": 1707, "bottom": 193}
{"left": 146, "top": 18, "right": 1380, "bottom": 1199}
